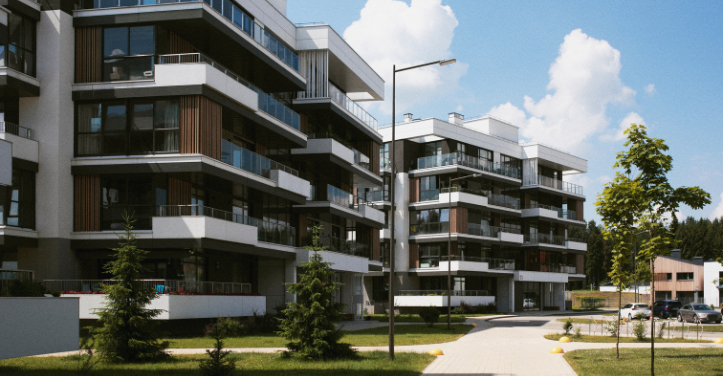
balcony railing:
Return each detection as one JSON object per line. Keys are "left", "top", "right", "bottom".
{"left": 317, "top": 236, "right": 369, "bottom": 258}
{"left": 328, "top": 83, "right": 378, "bottom": 131}
{"left": 321, "top": 184, "right": 377, "bottom": 211}
{"left": 441, "top": 186, "right": 487, "bottom": 198}
{"left": 397, "top": 290, "right": 490, "bottom": 296}
{"left": 42, "top": 279, "right": 253, "bottom": 295}
{"left": 540, "top": 263, "right": 577, "bottom": 274}
{"left": 533, "top": 174, "right": 584, "bottom": 195}
{"left": 523, "top": 233, "right": 567, "bottom": 246}
{"left": 410, "top": 222, "right": 521, "bottom": 237}
{"left": 442, "top": 256, "right": 515, "bottom": 270}
{"left": 157, "top": 205, "right": 296, "bottom": 246}
{"left": 221, "top": 140, "right": 298, "bottom": 179}
{"left": 358, "top": 189, "right": 387, "bottom": 202}
{"left": 527, "top": 203, "right": 578, "bottom": 220}
{"left": 410, "top": 221, "right": 449, "bottom": 235}
{"left": 0, "top": 122, "right": 33, "bottom": 140}
{"left": 1, "top": 269, "right": 34, "bottom": 296}
{"left": 353, "top": 148, "right": 371, "bottom": 170}
{"left": 488, "top": 193, "right": 521, "bottom": 210}
{"left": 158, "top": 53, "right": 300, "bottom": 130}
{"left": 78, "top": 0, "right": 299, "bottom": 72}
{"left": 380, "top": 157, "right": 391, "bottom": 171}
{"left": 416, "top": 152, "right": 521, "bottom": 179}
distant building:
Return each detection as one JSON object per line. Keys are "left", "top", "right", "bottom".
{"left": 652, "top": 250, "right": 705, "bottom": 304}
{"left": 703, "top": 260, "right": 723, "bottom": 307}
{"left": 599, "top": 282, "right": 650, "bottom": 294}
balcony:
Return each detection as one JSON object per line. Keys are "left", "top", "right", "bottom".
{"left": 430, "top": 187, "right": 520, "bottom": 212}
{"left": 299, "top": 184, "right": 385, "bottom": 228}
{"left": 0, "top": 122, "right": 39, "bottom": 164}
{"left": 415, "top": 152, "right": 521, "bottom": 180}
{"left": 1, "top": 269, "right": 34, "bottom": 296}
{"left": 438, "top": 256, "right": 515, "bottom": 272}
{"left": 522, "top": 203, "right": 580, "bottom": 222}
{"left": 43, "top": 278, "right": 252, "bottom": 295}
{"left": 76, "top": 0, "right": 299, "bottom": 73}
{"left": 523, "top": 233, "right": 566, "bottom": 246}
{"left": 318, "top": 236, "right": 369, "bottom": 258}
{"left": 523, "top": 174, "right": 584, "bottom": 196}
{"left": 395, "top": 290, "right": 495, "bottom": 308}
{"left": 409, "top": 222, "right": 523, "bottom": 244}
{"left": 540, "top": 263, "right": 578, "bottom": 274}
{"left": 0, "top": 122, "right": 32, "bottom": 140}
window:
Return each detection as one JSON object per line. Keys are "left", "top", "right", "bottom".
{"left": 103, "top": 26, "right": 155, "bottom": 81}
{"left": 424, "top": 141, "right": 442, "bottom": 157}
{"left": 457, "top": 142, "right": 466, "bottom": 156}
{"left": 478, "top": 148, "right": 493, "bottom": 162}
{"left": 419, "top": 243, "right": 445, "bottom": 268}
{"left": 500, "top": 216, "right": 521, "bottom": 234}
{"left": 500, "top": 154, "right": 521, "bottom": 170}
{"left": 410, "top": 208, "right": 449, "bottom": 234}
{"left": 76, "top": 99, "right": 179, "bottom": 156}
{"left": 263, "top": 194, "right": 290, "bottom": 226}
{"left": 4, "top": 14, "right": 36, "bottom": 76}
{"left": 101, "top": 176, "right": 153, "bottom": 230}
{"left": 665, "top": 273, "right": 672, "bottom": 281}
{"left": 0, "top": 168, "right": 35, "bottom": 229}
{"left": 380, "top": 143, "right": 390, "bottom": 170}
{"left": 676, "top": 272, "right": 694, "bottom": 281}
{"left": 419, "top": 176, "right": 439, "bottom": 201}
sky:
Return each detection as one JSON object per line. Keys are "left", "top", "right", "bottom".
{"left": 287, "top": 0, "right": 723, "bottom": 223}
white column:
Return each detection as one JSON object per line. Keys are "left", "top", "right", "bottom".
{"left": 393, "top": 172, "right": 410, "bottom": 273}
{"left": 284, "top": 259, "right": 297, "bottom": 304}
{"left": 509, "top": 278, "right": 515, "bottom": 312}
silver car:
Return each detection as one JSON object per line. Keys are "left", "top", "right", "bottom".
{"left": 677, "top": 304, "right": 723, "bottom": 323}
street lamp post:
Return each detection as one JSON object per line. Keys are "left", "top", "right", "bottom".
{"left": 389, "top": 58, "right": 456, "bottom": 360}
{"left": 446, "top": 173, "right": 481, "bottom": 329}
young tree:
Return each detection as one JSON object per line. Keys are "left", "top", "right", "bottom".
{"left": 597, "top": 124, "right": 711, "bottom": 372}
{"left": 199, "top": 318, "right": 241, "bottom": 376}
{"left": 277, "top": 226, "right": 355, "bottom": 360}
{"left": 94, "top": 213, "right": 169, "bottom": 363}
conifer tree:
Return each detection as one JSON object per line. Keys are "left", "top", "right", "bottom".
{"left": 277, "top": 226, "right": 355, "bottom": 360}
{"left": 94, "top": 213, "right": 168, "bottom": 363}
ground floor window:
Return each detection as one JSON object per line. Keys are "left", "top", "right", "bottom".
{"left": 522, "top": 282, "right": 541, "bottom": 311}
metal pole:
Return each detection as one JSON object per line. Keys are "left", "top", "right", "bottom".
{"left": 388, "top": 65, "right": 396, "bottom": 360}
{"left": 447, "top": 176, "right": 452, "bottom": 329}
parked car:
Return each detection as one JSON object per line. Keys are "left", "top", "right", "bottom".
{"left": 678, "top": 304, "right": 723, "bottom": 323}
{"left": 620, "top": 303, "right": 651, "bottom": 321}
{"left": 523, "top": 298, "right": 537, "bottom": 309}
{"left": 653, "top": 300, "right": 682, "bottom": 318}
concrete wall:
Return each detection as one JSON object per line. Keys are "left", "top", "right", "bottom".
{"left": 394, "top": 295, "right": 495, "bottom": 307}
{"left": 0, "top": 133, "right": 38, "bottom": 163}
{"left": 496, "top": 277, "right": 514, "bottom": 313}
{"left": 257, "top": 258, "right": 286, "bottom": 312}
{"left": 152, "top": 216, "right": 258, "bottom": 246}
{"left": 704, "top": 261, "right": 723, "bottom": 306}
{"left": 0, "top": 298, "right": 79, "bottom": 359}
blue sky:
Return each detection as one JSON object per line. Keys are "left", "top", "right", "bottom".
{"left": 288, "top": 0, "right": 723, "bottom": 223}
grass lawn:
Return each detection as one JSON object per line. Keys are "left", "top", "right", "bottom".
{"left": 671, "top": 324, "right": 723, "bottom": 332}
{"left": 168, "top": 324, "right": 473, "bottom": 348}
{"left": 556, "top": 318, "right": 615, "bottom": 325}
{"left": 368, "top": 315, "right": 466, "bottom": 323}
{"left": 0, "top": 352, "right": 435, "bottom": 376}
{"left": 564, "top": 348, "right": 723, "bottom": 376}
{"left": 544, "top": 333, "right": 711, "bottom": 343}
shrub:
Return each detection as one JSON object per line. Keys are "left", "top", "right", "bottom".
{"left": 574, "top": 327, "right": 582, "bottom": 338}
{"left": 457, "top": 300, "right": 475, "bottom": 314}
{"left": 657, "top": 322, "right": 666, "bottom": 339}
{"left": 634, "top": 313, "right": 645, "bottom": 320}
{"left": 605, "top": 318, "right": 619, "bottom": 337}
{"left": 562, "top": 318, "right": 573, "bottom": 335}
{"left": 199, "top": 317, "right": 241, "bottom": 376}
{"left": 580, "top": 297, "right": 605, "bottom": 310}
{"left": 451, "top": 306, "right": 464, "bottom": 315}
{"left": 418, "top": 307, "right": 441, "bottom": 327}
{"left": 8, "top": 279, "right": 45, "bottom": 297}
{"left": 474, "top": 302, "right": 497, "bottom": 314}
{"left": 633, "top": 320, "right": 647, "bottom": 341}
{"left": 50, "top": 291, "right": 61, "bottom": 297}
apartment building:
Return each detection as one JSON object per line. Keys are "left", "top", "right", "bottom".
{"left": 360, "top": 113, "right": 588, "bottom": 313}
{"left": 653, "top": 250, "right": 705, "bottom": 304}
{"left": 0, "top": 0, "right": 386, "bottom": 319}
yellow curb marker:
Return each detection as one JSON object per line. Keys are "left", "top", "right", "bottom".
{"left": 550, "top": 347, "right": 564, "bottom": 354}
{"left": 559, "top": 336, "right": 571, "bottom": 343}
{"left": 429, "top": 349, "right": 444, "bottom": 356}
{"left": 472, "top": 323, "right": 478, "bottom": 327}
{"left": 715, "top": 338, "right": 723, "bottom": 344}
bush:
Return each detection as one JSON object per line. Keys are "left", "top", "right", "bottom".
{"left": 633, "top": 320, "right": 647, "bottom": 341}
{"left": 605, "top": 318, "right": 619, "bottom": 337}
{"left": 457, "top": 300, "right": 475, "bottom": 314}
{"left": 50, "top": 291, "right": 61, "bottom": 297}
{"left": 562, "top": 318, "right": 573, "bottom": 335}
{"left": 8, "top": 279, "right": 45, "bottom": 297}
{"left": 580, "top": 297, "right": 605, "bottom": 310}
{"left": 451, "top": 306, "right": 465, "bottom": 315}
{"left": 574, "top": 327, "right": 582, "bottom": 338}
{"left": 657, "top": 322, "right": 666, "bottom": 339}
{"left": 474, "top": 302, "right": 497, "bottom": 314}
{"left": 418, "top": 307, "right": 441, "bottom": 327}
{"left": 199, "top": 317, "right": 241, "bottom": 376}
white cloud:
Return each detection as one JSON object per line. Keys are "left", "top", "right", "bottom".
{"left": 597, "top": 175, "right": 611, "bottom": 184}
{"left": 487, "top": 29, "right": 636, "bottom": 153}
{"left": 602, "top": 112, "right": 646, "bottom": 142}
{"left": 661, "top": 209, "right": 685, "bottom": 224}
{"left": 344, "top": 0, "right": 468, "bottom": 116}
{"left": 645, "top": 84, "right": 656, "bottom": 95}
{"left": 710, "top": 192, "right": 723, "bottom": 221}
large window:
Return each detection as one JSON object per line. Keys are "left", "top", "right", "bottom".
{"left": 500, "top": 154, "right": 521, "bottom": 171}
{"left": 419, "top": 175, "right": 439, "bottom": 201}
{"left": 410, "top": 208, "right": 449, "bottom": 234}
{"left": 103, "top": 26, "right": 155, "bottom": 81}
{"left": 101, "top": 176, "right": 153, "bottom": 230}
{"left": 419, "top": 243, "right": 446, "bottom": 268}
{"left": 0, "top": 168, "right": 35, "bottom": 229}
{"left": 2, "top": 14, "right": 36, "bottom": 77}
{"left": 478, "top": 148, "right": 492, "bottom": 162}
{"left": 76, "top": 99, "right": 179, "bottom": 156}
{"left": 380, "top": 143, "right": 389, "bottom": 170}
{"left": 676, "top": 272, "right": 694, "bottom": 281}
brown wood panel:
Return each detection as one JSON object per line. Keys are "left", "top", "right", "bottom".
{"left": 371, "top": 228, "right": 380, "bottom": 261}
{"left": 255, "top": 142, "right": 266, "bottom": 157}
{"left": 371, "top": 142, "right": 380, "bottom": 175}
{"left": 180, "top": 95, "right": 222, "bottom": 160}
{"left": 450, "top": 207, "right": 468, "bottom": 233}
{"left": 74, "top": 175, "right": 100, "bottom": 231}
{"left": 575, "top": 200, "right": 584, "bottom": 221}
{"left": 168, "top": 177, "right": 192, "bottom": 206}
{"left": 180, "top": 95, "right": 200, "bottom": 154}
{"left": 75, "top": 27, "right": 101, "bottom": 83}
{"left": 409, "top": 243, "right": 419, "bottom": 269}
{"left": 652, "top": 257, "right": 705, "bottom": 295}
{"left": 170, "top": 32, "right": 194, "bottom": 54}
{"left": 298, "top": 214, "right": 308, "bottom": 245}
{"left": 409, "top": 178, "right": 418, "bottom": 203}
{"left": 576, "top": 254, "right": 585, "bottom": 274}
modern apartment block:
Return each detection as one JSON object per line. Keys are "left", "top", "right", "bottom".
{"left": 360, "top": 113, "right": 588, "bottom": 313}
{"left": 0, "top": 0, "right": 387, "bottom": 318}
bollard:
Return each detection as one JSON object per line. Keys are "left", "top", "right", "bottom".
{"left": 714, "top": 338, "right": 723, "bottom": 344}
{"left": 559, "top": 336, "right": 571, "bottom": 343}
{"left": 429, "top": 349, "right": 444, "bottom": 356}
{"left": 550, "top": 347, "right": 564, "bottom": 354}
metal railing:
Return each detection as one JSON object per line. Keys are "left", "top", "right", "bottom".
{"left": 540, "top": 263, "right": 577, "bottom": 274}
{"left": 43, "top": 279, "right": 253, "bottom": 295}
{"left": 488, "top": 193, "right": 521, "bottom": 209}
{"left": 316, "top": 236, "right": 370, "bottom": 257}
{"left": 0, "top": 122, "right": 33, "bottom": 140}
{"left": 158, "top": 53, "right": 300, "bottom": 130}
{"left": 441, "top": 186, "right": 487, "bottom": 197}
{"left": 442, "top": 256, "right": 515, "bottom": 270}
{"left": 533, "top": 174, "right": 584, "bottom": 195}
{"left": 410, "top": 222, "right": 520, "bottom": 237}
{"left": 323, "top": 184, "right": 377, "bottom": 211}
{"left": 527, "top": 203, "right": 578, "bottom": 220}
{"left": 221, "top": 140, "right": 298, "bottom": 178}
{"left": 358, "top": 189, "right": 387, "bottom": 202}
{"left": 416, "top": 152, "right": 521, "bottom": 179}
{"left": 157, "top": 205, "right": 296, "bottom": 246}
{"left": 1, "top": 269, "right": 34, "bottom": 296}
{"left": 567, "top": 237, "right": 584, "bottom": 243}
{"left": 467, "top": 223, "right": 501, "bottom": 238}
{"left": 327, "top": 83, "right": 378, "bottom": 130}
{"left": 397, "top": 290, "right": 490, "bottom": 297}
{"left": 524, "top": 233, "right": 567, "bottom": 246}
{"left": 78, "top": 0, "right": 299, "bottom": 72}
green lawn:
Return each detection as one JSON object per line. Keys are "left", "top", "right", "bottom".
{"left": 671, "top": 324, "right": 723, "bottom": 332}
{"left": 368, "top": 315, "right": 466, "bottom": 323}
{"left": 545, "top": 333, "right": 711, "bottom": 343}
{"left": 564, "top": 348, "right": 723, "bottom": 376}
{"left": 168, "top": 324, "right": 473, "bottom": 348}
{"left": 0, "top": 352, "right": 435, "bottom": 376}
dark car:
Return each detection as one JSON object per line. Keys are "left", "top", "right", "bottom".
{"left": 678, "top": 304, "right": 723, "bottom": 323}
{"left": 653, "top": 300, "right": 682, "bottom": 318}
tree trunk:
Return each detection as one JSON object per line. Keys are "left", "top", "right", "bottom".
{"left": 616, "top": 289, "right": 621, "bottom": 359}
{"left": 650, "top": 257, "right": 655, "bottom": 376}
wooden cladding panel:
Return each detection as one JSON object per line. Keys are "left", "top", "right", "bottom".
{"left": 168, "top": 177, "right": 192, "bottom": 206}
{"left": 180, "top": 96, "right": 222, "bottom": 160}
{"left": 371, "top": 230, "right": 380, "bottom": 261}
{"left": 652, "top": 257, "right": 705, "bottom": 293}
{"left": 357, "top": 225, "right": 379, "bottom": 261}
{"left": 576, "top": 200, "right": 584, "bottom": 221}
{"left": 298, "top": 214, "right": 308, "bottom": 245}
{"left": 409, "top": 243, "right": 419, "bottom": 269}
{"left": 75, "top": 27, "right": 101, "bottom": 83}
{"left": 371, "top": 142, "right": 380, "bottom": 175}
{"left": 409, "top": 178, "right": 419, "bottom": 203}
{"left": 576, "top": 254, "right": 585, "bottom": 274}
{"left": 74, "top": 175, "right": 100, "bottom": 232}
{"left": 170, "top": 32, "right": 194, "bottom": 54}
{"left": 255, "top": 142, "right": 266, "bottom": 157}
{"left": 450, "top": 207, "right": 468, "bottom": 233}
{"left": 299, "top": 113, "right": 309, "bottom": 134}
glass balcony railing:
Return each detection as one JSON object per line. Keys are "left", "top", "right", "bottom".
{"left": 488, "top": 193, "right": 521, "bottom": 210}
{"left": 77, "top": 0, "right": 300, "bottom": 72}
{"left": 523, "top": 233, "right": 567, "bottom": 246}
{"left": 397, "top": 289, "right": 490, "bottom": 296}
{"left": 527, "top": 203, "right": 578, "bottom": 220}
{"left": 316, "top": 184, "right": 377, "bottom": 212}
{"left": 221, "top": 140, "right": 298, "bottom": 179}
{"left": 327, "top": 83, "right": 378, "bottom": 131}
{"left": 534, "top": 174, "right": 584, "bottom": 195}
{"left": 0, "top": 122, "right": 33, "bottom": 140}
{"left": 1, "top": 269, "right": 34, "bottom": 297}
{"left": 358, "top": 189, "right": 387, "bottom": 202}
{"left": 442, "top": 256, "right": 515, "bottom": 270}
{"left": 540, "top": 263, "right": 577, "bottom": 274}
{"left": 158, "top": 53, "right": 300, "bottom": 131}
{"left": 317, "top": 236, "right": 369, "bottom": 258}
{"left": 43, "top": 279, "right": 253, "bottom": 295}
{"left": 380, "top": 157, "right": 391, "bottom": 171}
{"left": 410, "top": 221, "right": 449, "bottom": 235}
{"left": 157, "top": 205, "right": 295, "bottom": 246}
{"left": 353, "top": 148, "right": 371, "bottom": 170}
{"left": 416, "top": 152, "right": 521, "bottom": 179}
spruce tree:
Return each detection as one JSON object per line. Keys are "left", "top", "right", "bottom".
{"left": 277, "top": 226, "right": 355, "bottom": 360}
{"left": 94, "top": 213, "right": 169, "bottom": 363}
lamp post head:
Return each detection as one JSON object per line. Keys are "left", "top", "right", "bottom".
{"left": 471, "top": 173, "right": 482, "bottom": 178}
{"left": 439, "top": 59, "right": 457, "bottom": 66}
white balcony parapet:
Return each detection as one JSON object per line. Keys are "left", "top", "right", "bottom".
{"left": 270, "top": 169, "right": 311, "bottom": 198}
{"left": 566, "top": 240, "right": 588, "bottom": 252}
